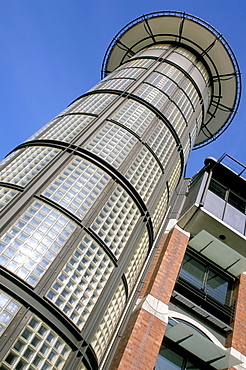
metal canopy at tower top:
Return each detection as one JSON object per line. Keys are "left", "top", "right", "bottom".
{"left": 102, "top": 11, "right": 241, "bottom": 149}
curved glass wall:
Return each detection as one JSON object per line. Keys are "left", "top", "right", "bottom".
{"left": 1, "top": 314, "right": 71, "bottom": 370}
{"left": 46, "top": 233, "right": 115, "bottom": 330}
{"left": 0, "top": 187, "right": 20, "bottom": 211}
{"left": 0, "top": 200, "right": 76, "bottom": 286}
{"left": 0, "top": 37, "right": 210, "bottom": 369}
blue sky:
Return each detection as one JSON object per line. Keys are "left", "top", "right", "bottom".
{"left": 0, "top": 0, "right": 245, "bottom": 177}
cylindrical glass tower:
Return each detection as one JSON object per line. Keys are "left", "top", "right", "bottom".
{"left": 0, "top": 11, "right": 240, "bottom": 370}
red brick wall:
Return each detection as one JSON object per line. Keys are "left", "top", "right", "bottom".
{"left": 148, "top": 226, "right": 189, "bottom": 304}
{"left": 109, "top": 226, "right": 189, "bottom": 370}
{"left": 226, "top": 273, "right": 246, "bottom": 369}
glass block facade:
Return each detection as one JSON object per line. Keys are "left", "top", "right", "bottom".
{"left": 0, "top": 11, "right": 235, "bottom": 370}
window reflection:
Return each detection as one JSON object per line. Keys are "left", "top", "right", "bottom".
{"left": 179, "top": 250, "right": 233, "bottom": 306}
{"left": 155, "top": 341, "right": 203, "bottom": 370}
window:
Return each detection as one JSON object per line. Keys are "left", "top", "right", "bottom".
{"left": 209, "top": 178, "right": 246, "bottom": 214}
{"left": 179, "top": 251, "right": 233, "bottom": 306}
{"left": 155, "top": 339, "right": 209, "bottom": 370}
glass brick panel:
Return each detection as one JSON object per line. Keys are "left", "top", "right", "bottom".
{"left": 71, "top": 94, "right": 116, "bottom": 115}
{"left": 171, "top": 88, "right": 194, "bottom": 121}
{"left": 122, "top": 58, "right": 153, "bottom": 68}
{"left": 147, "top": 121, "right": 176, "bottom": 168}
{"left": 85, "top": 121, "right": 137, "bottom": 169}
{"left": 180, "top": 78, "right": 200, "bottom": 107}
{"left": 2, "top": 315, "right": 71, "bottom": 370}
{"left": 42, "top": 157, "right": 110, "bottom": 219}
{"left": 152, "top": 185, "right": 169, "bottom": 235}
{"left": 91, "top": 186, "right": 141, "bottom": 259}
{"left": 183, "top": 139, "right": 191, "bottom": 164}
{"left": 164, "top": 102, "right": 187, "bottom": 136}
{"left": 91, "top": 279, "right": 126, "bottom": 362}
{"left": 168, "top": 160, "right": 182, "bottom": 198}
{"left": 175, "top": 47, "right": 209, "bottom": 84}
{"left": 112, "top": 100, "right": 155, "bottom": 137}
{"left": 0, "top": 147, "right": 60, "bottom": 187}
{"left": 0, "top": 151, "right": 21, "bottom": 170}
{"left": 0, "top": 187, "right": 19, "bottom": 210}
{"left": 46, "top": 233, "right": 114, "bottom": 330}
{"left": 96, "top": 78, "right": 133, "bottom": 91}
{"left": 0, "top": 290, "right": 21, "bottom": 336}
{"left": 135, "top": 84, "right": 168, "bottom": 111}
{"left": 125, "top": 147, "right": 162, "bottom": 202}
{"left": 124, "top": 228, "right": 149, "bottom": 293}
{"left": 26, "top": 119, "right": 57, "bottom": 142}
{"left": 0, "top": 200, "right": 76, "bottom": 286}
{"left": 40, "top": 115, "right": 95, "bottom": 143}
{"left": 156, "top": 63, "right": 184, "bottom": 84}
{"left": 147, "top": 73, "right": 176, "bottom": 96}
{"left": 113, "top": 67, "right": 144, "bottom": 79}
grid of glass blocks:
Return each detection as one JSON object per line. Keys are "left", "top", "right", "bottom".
{"left": 156, "top": 63, "right": 184, "bottom": 85}
{"left": 196, "top": 110, "right": 203, "bottom": 133}
{"left": 25, "top": 119, "right": 58, "bottom": 142}
{"left": 168, "top": 160, "right": 182, "bottom": 198}
{"left": 0, "top": 290, "right": 21, "bottom": 336}
{"left": 125, "top": 147, "right": 162, "bottom": 202}
{"left": 135, "top": 84, "right": 168, "bottom": 111}
{"left": 96, "top": 78, "right": 133, "bottom": 91}
{"left": 164, "top": 102, "right": 187, "bottom": 136}
{"left": 179, "top": 78, "right": 200, "bottom": 109}
{"left": 111, "top": 67, "right": 144, "bottom": 79}
{"left": 171, "top": 88, "right": 194, "bottom": 122}
{"left": 46, "top": 233, "right": 114, "bottom": 330}
{"left": 0, "top": 147, "right": 61, "bottom": 187}
{"left": 124, "top": 228, "right": 149, "bottom": 293}
{"left": 91, "top": 186, "right": 141, "bottom": 259}
{"left": 0, "top": 187, "right": 19, "bottom": 211}
{"left": 147, "top": 121, "right": 176, "bottom": 167}
{"left": 1, "top": 315, "right": 71, "bottom": 370}
{"left": 175, "top": 47, "right": 210, "bottom": 84}
{"left": 0, "top": 151, "right": 20, "bottom": 170}
{"left": 85, "top": 121, "right": 137, "bottom": 169}
{"left": 91, "top": 279, "right": 126, "bottom": 362}
{"left": 183, "top": 139, "right": 191, "bottom": 165}
{"left": 113, "top": 59, "right": 153, "bottom": 72}
{"left": 40, "top": 115, "right": 95, "bottom": 143}
{"left": 147, "top": 73, "right": 177, "bottom": 97}
{"left": 152, "top": 185, "right": 169, "bottom": 235}
{"left": 71, "top": 94, "right": 116, "bottom": 115}
{"left": 122, "top": 58, "right": 153, "bottom": 68}
{"left": 190, "top": 123, "right": 198, "bottom": 149}
{"left": 42, "top": 157, "right": 110, "bottom": 219}
{"left": 155, "top": 64, "right": 200, "bottom": 112}
{"left": 112, "top": 100, "right": 155, "bottom": 137}
{"left": 0, "top": 200, "right": 76, "bottom": 286}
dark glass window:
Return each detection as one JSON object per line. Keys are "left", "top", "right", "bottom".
{"left": 206, "top": 270, "right": 229, "bottom": 305}
{"left": 209, "top": 178, "right": 226, "bottom": 199}
{"left": 178, "top": 251, "right": 233, "bottom": 306}
{"left": 179, "top": 255, "right": 206, "bottom": 290}
{"left": 209, "top": 178, "right": 246, "bottom": 214}
{"left": 228, "top": 191, "right": 246, "bottom": 213}
{"left": 155, "top": 340, "right": 206, "bottom": 370}
{"left": 156, "top": 347, "right": 183, "bottom": 369}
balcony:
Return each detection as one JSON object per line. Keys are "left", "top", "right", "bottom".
{"left": 178, "top": 156, "right": 246, "bottom": 273}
